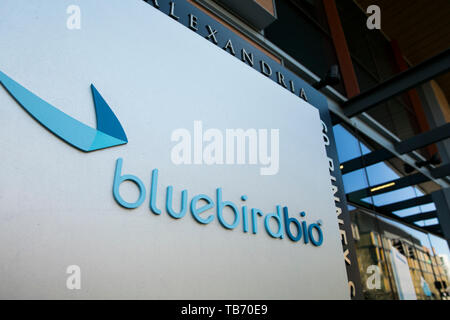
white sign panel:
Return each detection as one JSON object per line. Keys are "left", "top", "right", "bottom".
{"left": 0, "top": 0, "right": 348, "bottom": 299}
{"left": 390, "top": 247, "right": 417, "bottom": 300}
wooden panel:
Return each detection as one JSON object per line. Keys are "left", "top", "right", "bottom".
{"left": 323, "top": 0, "right": 361, "bottom": 98}
{"left": 255, "top": 0, "right": 275, "bottom": 16}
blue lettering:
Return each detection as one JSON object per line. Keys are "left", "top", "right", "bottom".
{"left": 112, "top": 159, "right": 324, "bottom": 246}
{"left": 150, "top": 169, "right": 162, "bottom": 214}
{"left": 308, "top": 224, "right": 324, "bottom": 246}
{"left": 216, "top": 188, "right": 240, "bottom": 229}
{"left": 166, "top": 186, "right": 188, "bottom": 219}
{"left": 251, "top": 208, "right": 263, "bottom": 234}
{"left": 190, "top": 194, "right": 214, "bottom": 224}
{"left": 264, "top": 205, "right": 284, "bottom": 239}
{"left": 283, "top": 207, "right": 302, "bottom": 242}
{"left": 113, "top": 158, "right": 146, "bottom": 209}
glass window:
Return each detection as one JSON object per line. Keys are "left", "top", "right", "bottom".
{"left": 333, "top": 124, "right": 370, "bottom": 163}
{"left": 349, "top": 208, "right": 397, "bottom": 299}
{"left": 365, "top": 162, "right": 400, "bottom": 186}
{"left": 333, "top": 120, "right": 448, "bottom": 299}
{"left": 376, "top": 215, "right": 445, "bottom": 299}
{"left": 342, "top": 169, "right": 369, "bottom": 194}
{"left": 370, "top": 187, "right": 419, "bottom": 207}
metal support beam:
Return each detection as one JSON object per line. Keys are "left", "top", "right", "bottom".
{"left": 343, "top": 49, "right": 450, "bottom": 118}
{"left": 422, "top": 224, "right": 442, "bottom": 234}
{"left": 403, "top": 211, "right": 437, "bottom": 223}
{"left": 341, "top": 149, "right": 393, "bottom": 174}
{"left": 346, "top": 164, "right": 450, "bottom": 200}
{"left": 377, "top": 194, "right": 432, "bottom": 213}
{"left": 431, "top": 163, "right": 450, "bottom": 180}
{"left": 340, "top": 123, "right": 450, "bottom": 174}
{"left": 347, "top": 200, "right": 436, "bottom": 236}
{"left": 432, "top": 188, "right": 450, "bottom": 249}
{"left": 347, "top": 172, "right": 429, "bottom": 200}
{"left": 395, "top": 123, "right": 450, "bottom": 154}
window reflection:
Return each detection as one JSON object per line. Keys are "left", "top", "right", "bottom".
{"left": 334, "top": 122, "right": 449, "bottom": 300}
{"left": 350, "top": 206, "right": 450, "bottom": 300}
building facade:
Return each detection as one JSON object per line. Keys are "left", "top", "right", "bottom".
{"left": 0, "top": 0, "right": 449, "bottom": 300}
{"left": 147, "top": 0, "right": 450, "bottom": 300}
